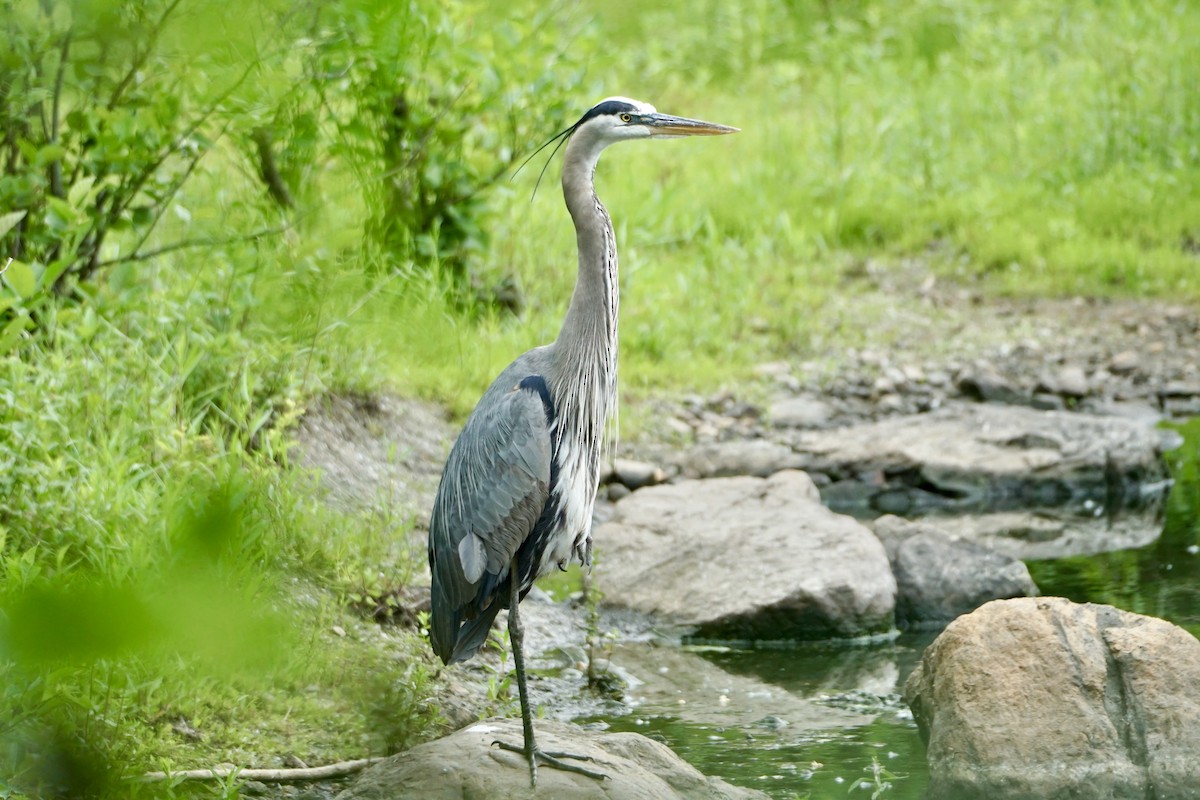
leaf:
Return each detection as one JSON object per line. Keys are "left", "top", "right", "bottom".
{"left": 45, "top": 196, "right": 81, "bottom": 230}
{"left": 67, "top": 176, "right": 97, "bottom": 208}
{"left": 0, "top": 210, "right": 27, "bottom": 239}
{"left": 41, "top": 257, "right": 73, "bottom": 289}
{"left": 2, "top": 259, "right": 36, "bottom": 298}
{"left": 0, "top": 310, "right": 31, "bottom": 356}
{"left": 34, "top": 143, "right": 67, "bottom": 166}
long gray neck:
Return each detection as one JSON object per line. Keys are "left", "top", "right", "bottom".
{"left": 551, "top": 133, "right": 619, "bottom": 445}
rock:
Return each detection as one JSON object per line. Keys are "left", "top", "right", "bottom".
{"left": 1160, "top": 380, "right": 1200, "bottom": 398}
{"left": 609, "top": 458, "right": 667, "bottom": 490}
{"left": 1086, "top": 398, "right": 1163, "bottom": 426}
{"left": 1039, "top": 364, "right": 1089, "bottom": 397}
{"left": 871, "top": 516, "right": 1037, "bottom": 628}
{"left": 334, "top": 717, "right": 768, "bottom": 800}
{"left": 956, "top": 366, "right": 1026, "bottom": 404}
{"left": 791, "top": 403, "right": 1172, "bottom": 516}
{"left": 904, "top": 597, "right": 1200, "bottom": 800}
{"left": 1109, "top": 350, "right": 1140, "bottom": 375}
{"left": 595, "top": 471, "right": 896, "bottom": 641}
{"left": 677, "top": 439, "right": 806, "bottom": 479}
{"left": 607, "top": 483, "right": 631, "bottom": 502}
{"left": 767, "top": 395, "right": 833, "bottom": 428}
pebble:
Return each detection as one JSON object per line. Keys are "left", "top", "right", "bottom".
{"left": 1109, "top": 350, "right": 1140, "bottom": 375}
{"left": 769, "top": 396, "right": 833, "bottom": 428}
{"left": 1052, "top": 365, "right": 1089, "bottom": 397}
{"left": 611, "top": 458, "right": 667, "bottom": 490}
{"left": 957, "top": 366, "right": 1025, "bottom": 405}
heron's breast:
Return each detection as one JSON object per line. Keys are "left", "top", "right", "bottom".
{"left": 536, "top": 438, "right": 599, "bottom": 577}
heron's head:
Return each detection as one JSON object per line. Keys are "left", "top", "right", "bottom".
{"left": 569, "top": 97, "right": 739, "bottom": 147}
{"left": 517, "top": 97, "right": 737, "bottom": 196}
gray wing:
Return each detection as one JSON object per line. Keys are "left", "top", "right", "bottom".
{"left": 428, "top": 380, "right": 552, "bottom": 664}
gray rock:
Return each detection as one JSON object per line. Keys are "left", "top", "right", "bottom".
{"left": 595, "top": 471, "right": 896, "bottom": 641}
{"left": 871, "top": 516, "right": 1037, "bottom": 627}
{"left": 1109, "top": 350, "right": 1141, "bottom": 375}
{"left": 904, "top": 597, "right": 1200, "bottom": 800}
{"left": 792, "top": 403, "right": 1171, "bottom": 516}
{"left": 335, "top": 717, "right": 767, "bottom": 800}
{"left": 677, "top": 439, "right": 806, "bottom": 479}
{"left": 1039, "top": 364, "right": 1089, "bottom": 397}
{"left": 956, "top": 366, "right": 1026, "bottom": 404}
{"left": 1160, "top": 380, "right": 1200, "bottom": 397}
{"left": 768, "top": 395, "right": 833, "bottom": 428}
{"left": 610, "top": 458, "right": 667, "bottom": 490}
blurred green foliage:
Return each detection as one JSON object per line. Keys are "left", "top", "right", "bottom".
{"left": 0, "top": 0, "right": 578, "bottom": 794}
{"left": 301, "top": 0, "right": 587, "bottom": 282}
{"left": 1, "top": 0, "right": 1199, "bottom": 795}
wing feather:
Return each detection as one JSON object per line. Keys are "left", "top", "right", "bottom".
{"left": 428, "top": 380, "right": 552, "bottom": 664}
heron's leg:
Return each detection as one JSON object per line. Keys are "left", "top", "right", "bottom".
{"left": 494, "top": 555, "right": 607, "bottom": 786}
{"left": 506, "top": 554, "right": 539, "bottom": 786}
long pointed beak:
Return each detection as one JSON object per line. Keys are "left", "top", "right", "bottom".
{"left": 644, "top": 112, "right": 739, "bottom": 137}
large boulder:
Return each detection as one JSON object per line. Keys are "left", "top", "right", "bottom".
{"left": 335, "top": 717, "right": 768, "bottom": 800}
{"left": 904, "top": 597, "right": 1200, "bottom": 799}
{"left": 871, "top": 515, "right": 1038, "bottom": 628}
{"left": 595, "top": 471, "right": 896, "bottom": 641}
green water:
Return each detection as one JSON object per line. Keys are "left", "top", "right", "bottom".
{"left": 583, "top": 421, "right": 1200, "bottom": 799}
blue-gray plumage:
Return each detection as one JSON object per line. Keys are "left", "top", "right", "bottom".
{"left": 426, "top": 96, "right": 737, "bottom": 786}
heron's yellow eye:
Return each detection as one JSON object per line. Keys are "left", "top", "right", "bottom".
{"left": 619, "top": 113, "right": 632, "bottom": 123}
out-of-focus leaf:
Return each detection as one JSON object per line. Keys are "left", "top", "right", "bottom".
{"left": 2, "top": 259, "right": 36, "bottom": 298}
{"left": 0, "top": 310, "right": 31, "bottom": 354}
{"left": 3, "top": 580, "right": 161, "bottom": 664}
{"left": 41, "top": 257, "right": 73, "bottom": 289}
{"left": 66, "top": 176, "right": 96, "bottom": 208}
{"left": 0, "top": 210, "right": 27, "bottom": 239}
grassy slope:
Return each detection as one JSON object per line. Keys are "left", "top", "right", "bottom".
{"left": 2, "top": 0, "right": 1198, "bottom": 796}
{"left": 333, "top": 0, "right": 1200, "bottom": 418}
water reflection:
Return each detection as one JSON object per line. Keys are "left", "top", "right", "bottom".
{"left": 577, "top": 636, "right": 934, "bottom": 798}
{"left": 916, "top": 503, "right": 1166, "bottom": 560}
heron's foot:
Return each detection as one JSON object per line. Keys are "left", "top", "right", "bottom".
{"left": 493, "top": 739, "right": 608, "bottom": 782}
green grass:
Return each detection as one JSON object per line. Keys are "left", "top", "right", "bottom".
{"left": 296, "top": 0, "right": 1200, "bottom": 419}
{"left": 2, "top": 0, "right": 1199, "bottom": 796}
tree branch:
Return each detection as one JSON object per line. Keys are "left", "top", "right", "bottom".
{"left": 141, "top": 757, "right": 381, "bottom": 783}
{"left": 94, "top": 221, "right": 293, "bottom": 268}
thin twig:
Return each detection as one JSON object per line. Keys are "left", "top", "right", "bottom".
{"left": 141, "top": 757, "right": 382, "bottom": 783}
{"left": 108, "top": 0, "right": 186, "bottom": 110}
{"left": 94, "top": 221, "right": 293, "bottom": 268}
{"left": 48, "top": 29, "right": 72, "bottom": 199}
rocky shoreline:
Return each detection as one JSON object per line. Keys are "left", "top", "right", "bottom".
{"left": 287, "top": 292, "right": 1199, "bottom": 799}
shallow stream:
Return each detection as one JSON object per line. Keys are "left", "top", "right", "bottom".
{"left": 577, "top": 420, "right": 1200, "bottom": 798}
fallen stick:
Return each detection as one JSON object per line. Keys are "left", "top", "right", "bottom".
{"left": 142, "top": 757, "right": 382, "bottom": 782}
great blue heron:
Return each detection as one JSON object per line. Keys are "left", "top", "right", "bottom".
{"left": 427, "top": 97, "right": 737, "bottom": 785}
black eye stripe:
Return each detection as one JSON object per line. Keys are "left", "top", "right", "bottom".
{"left": 577, "top": 100, "right": 639, "bottom": 126}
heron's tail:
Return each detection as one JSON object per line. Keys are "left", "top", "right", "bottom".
{"left": 430, "top": 580, "right": 506, "bottom": 666}
{"left": 447, "top": 601, "right": 503, "bottom": 664}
